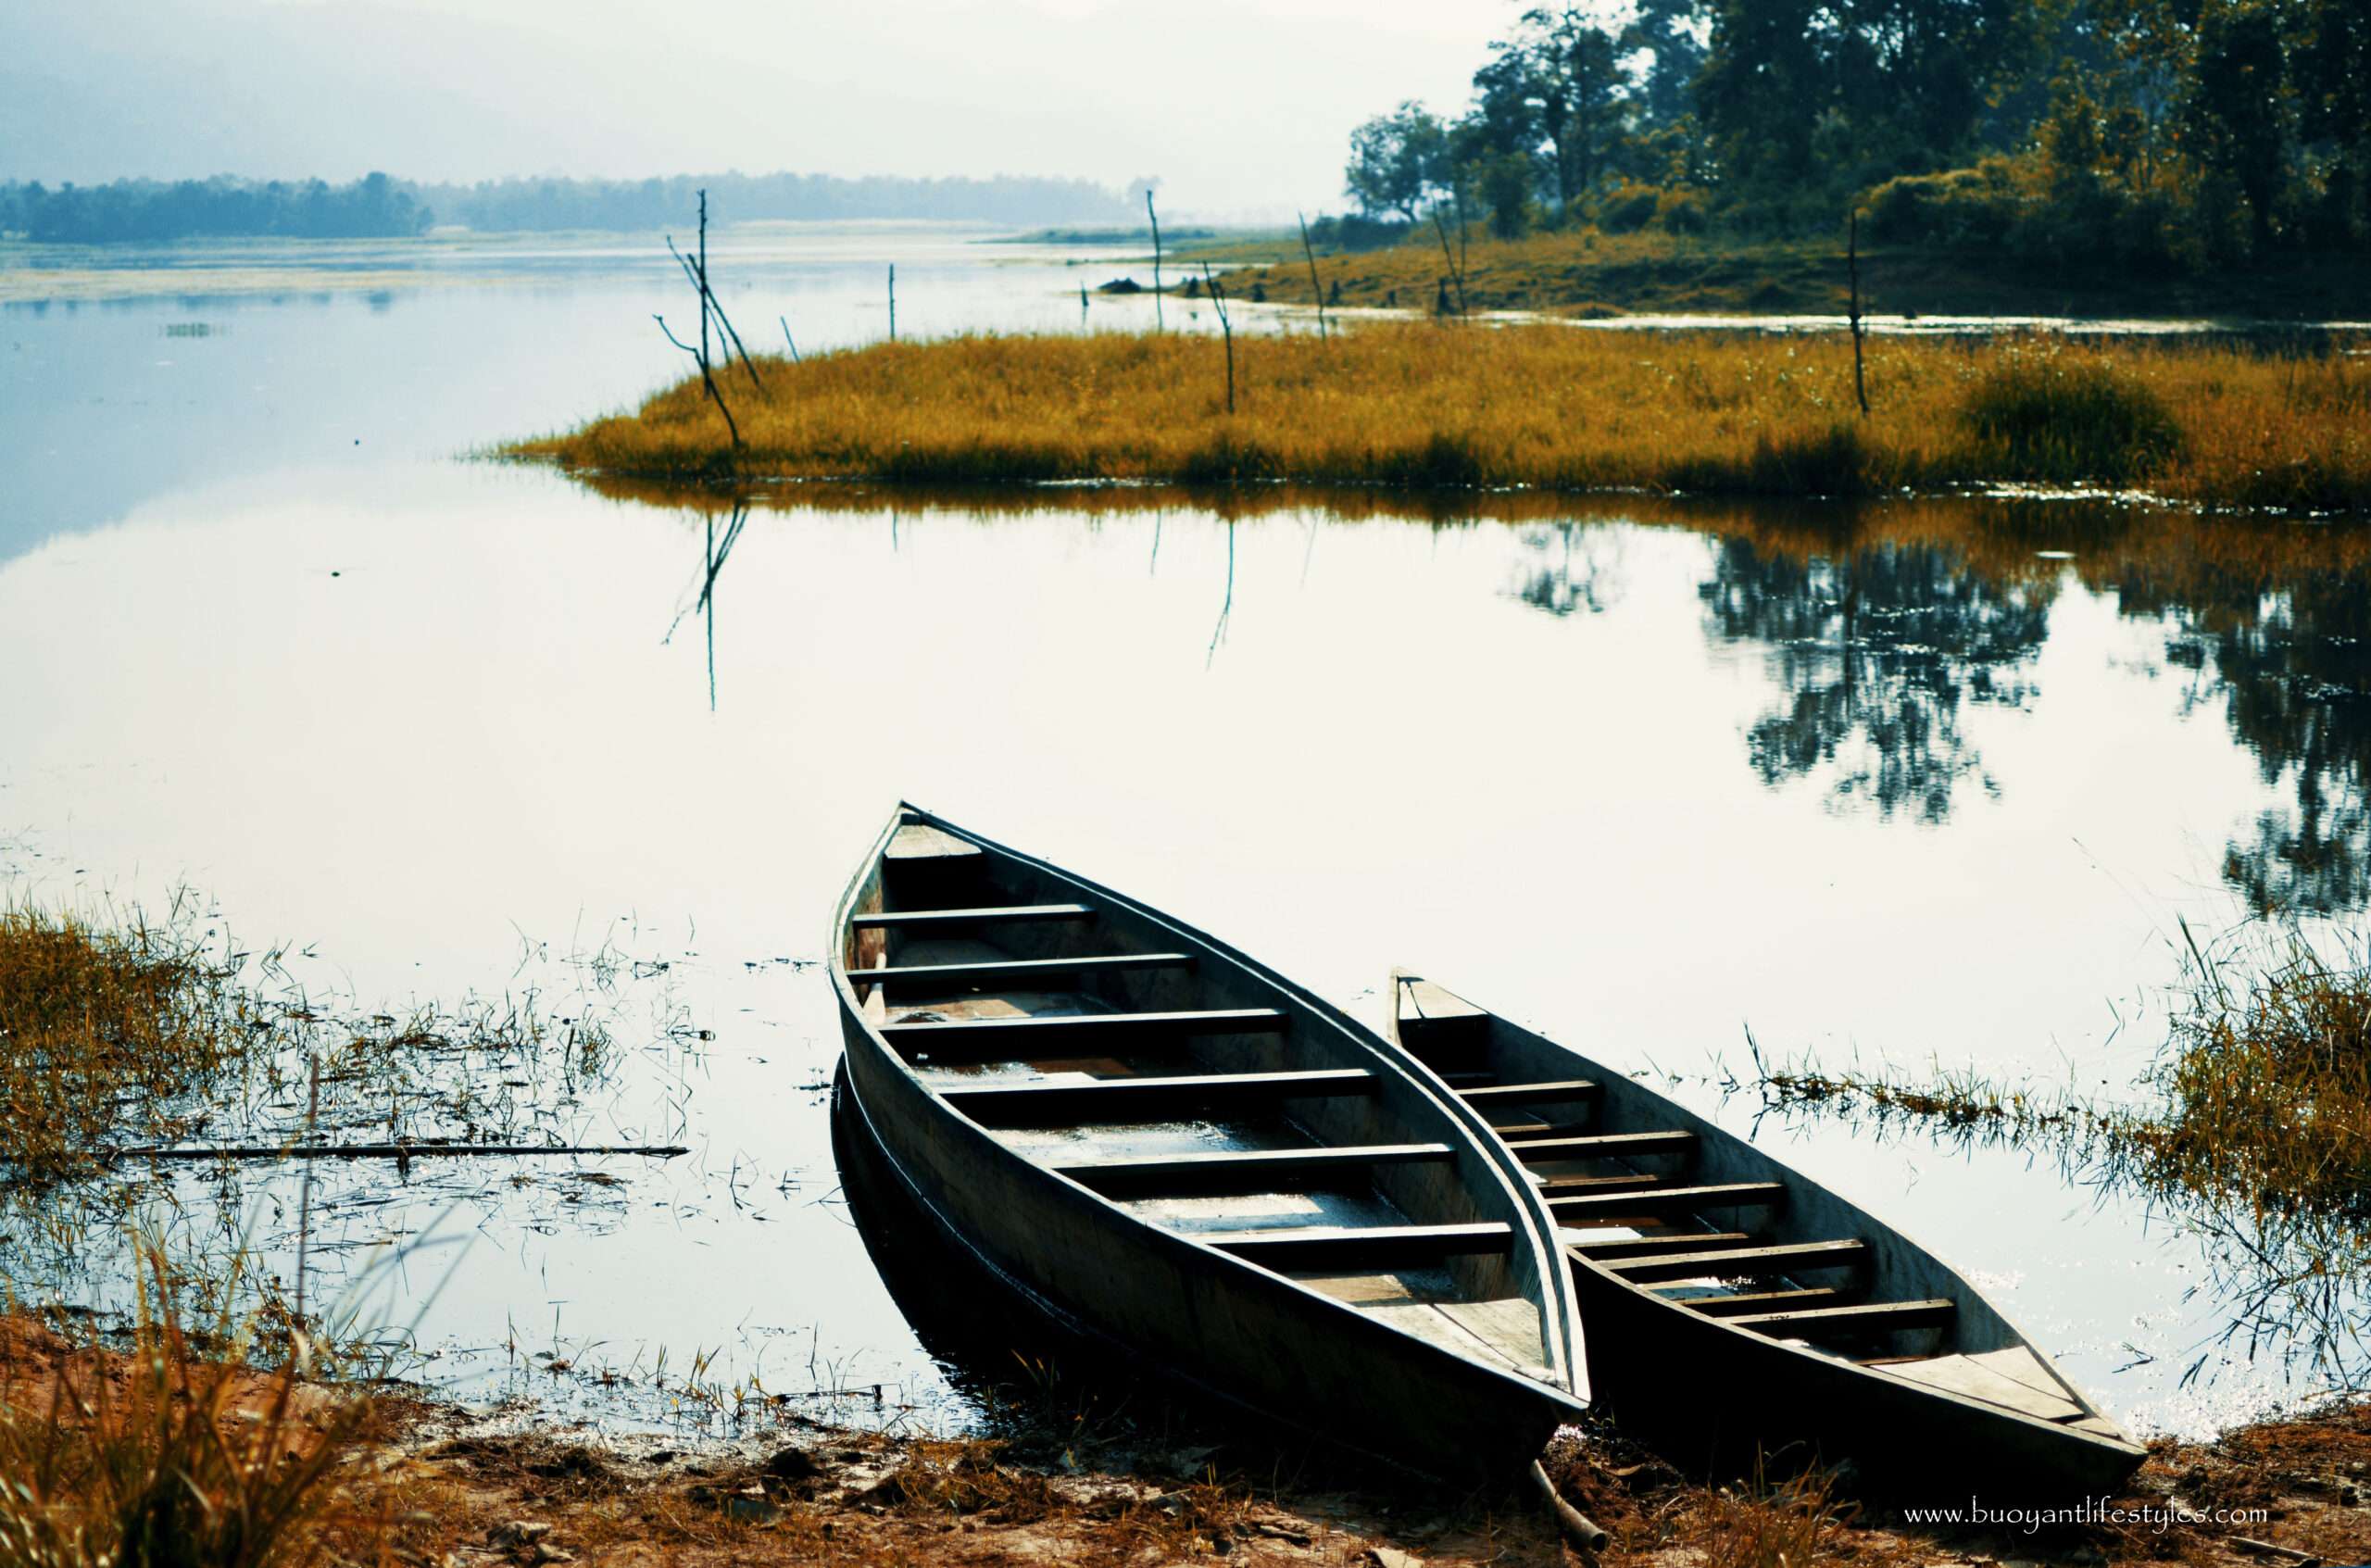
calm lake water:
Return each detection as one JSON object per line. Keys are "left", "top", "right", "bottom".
{"left": 3, "top": 223, "right": 2365, "bottom": 1443}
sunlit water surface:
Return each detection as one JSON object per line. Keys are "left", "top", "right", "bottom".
{"left": 3, "top": 225, "right": 2365, "bottom": 1444}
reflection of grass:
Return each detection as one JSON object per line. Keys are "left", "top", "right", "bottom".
{"left": 508, "top": 326, "right": 2371, "bottom": 511}
{"left": 1749, "top": 922, "right": 2371, "bottom": 1382}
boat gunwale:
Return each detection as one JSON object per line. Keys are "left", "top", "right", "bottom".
{"left": 825, "top": 802, "right": 1584, "bottom": 1406}
{"left": 1384, "top": 969, "right": 2147, "bottom": 1464}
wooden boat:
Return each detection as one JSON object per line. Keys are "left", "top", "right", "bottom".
{"left": 830, "top": 806, "right": 1587, "bottom": 1477}
{"left": 1387, "top": 972, "right": 2149, "bottom": 1500}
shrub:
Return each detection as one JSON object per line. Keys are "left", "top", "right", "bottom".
{"left": 1959, "top": 349, "right": 2184, "bottom": 483}
{"left": 1654, "top": 188, "right": 1709, "bottom": 234}
{"left": 1599, "top": 182, "right": 1663, "bottom": 234}
{"left": 1863, "top": 163, "right": 2019, "bottom": 247}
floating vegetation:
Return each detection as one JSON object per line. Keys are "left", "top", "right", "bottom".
{"left": 1742, "top": 921, "right": 2371, "bottom": 1385}
{"left": 508, "top": 325, "right": 2371, "bottom": 513}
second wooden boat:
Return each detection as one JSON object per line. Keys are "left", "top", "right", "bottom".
{"left": 830, "top": 807, "right": 1587, "bottom": 1477}
{"left": 1388, "top": 972, "right": 2148, "bottom": 1500}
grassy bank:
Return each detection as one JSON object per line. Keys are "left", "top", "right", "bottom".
{"left": 12, "top": 1298, "right": 2371, "bottom": 1568}
{"left": 508, "top": 324, "right": 2371, "bottom": 512}
{"left": 1190, "top": 227, "right": 2371, "bottom": 320}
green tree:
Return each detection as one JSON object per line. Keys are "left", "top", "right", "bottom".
{"left": 2181, "top": 1, "right": 2291, "bottom": 248}
{"left": 1345, "top": 101, "right": 1450, "bottom": 220}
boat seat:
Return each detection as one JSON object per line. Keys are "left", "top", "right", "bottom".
{"left": 1726, "top": 1298, "right": 1956, "bottom": 1338}
{"left": 942, "top": 1067, "right": 1376, "bottom": 1125}
{"left": 849, "top": 951, "right": 1197, "bottom": 995}
{"left": 1056, "top": 1141, "right": 1456, "bottom": 1196}
{"left": 1548, "top": 1181, "right": 1786, "bottom": 1221}
{"left": 1669, "top": 1286, "right": 1860, "bottom": 1316}
{"left": 1601, "top": 1237, "right": 1868, "bottom": 1283}
{"left": 1457, "top": 1079, "right": 1602, "bottom": 1108}
{"left": 884, "top": 1007, "right": 1287, "bottom": 1060}
{"left": 1567, "top": 1231, "right": 1758, "bottom": 1261}
{"left": 852, "top": 903, "right": 1095, "bottom": 931}
{"left": 1515, "top": 1130, "right": 1695, "bottom": 1161}
{"left": 1204, "top": 1221, "right": 1515, "bottom": 1269}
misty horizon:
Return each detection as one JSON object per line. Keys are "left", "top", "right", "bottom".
{"left": 0, "top": 0, "right": 1514, "bottom": 220}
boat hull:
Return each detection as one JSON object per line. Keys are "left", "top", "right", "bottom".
{"left": 835, "top": 1006, "right": 1579, "bottom": 1478}
{"left": 1571, "top": 1263, "right": 2146, "bottom": 1502}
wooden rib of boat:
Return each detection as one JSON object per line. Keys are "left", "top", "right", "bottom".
{"left": 1387, "top": 972, "right": 2149, "bottom": 1501}
{"left": 830, "top": 805, "right": 1587, "bottom": 1477}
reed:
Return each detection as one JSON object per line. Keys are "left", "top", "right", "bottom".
{"left": 508, "top": 324, "right": 2371, "bottom": 513}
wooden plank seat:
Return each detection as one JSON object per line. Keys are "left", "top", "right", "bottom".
{"left": 1604, "top": 1238, "right": 1869, "bottom": 1284}
{"left": 1727, "top": 1298, "right": 1957, "bottom": 1337}
{"left": 1672, "top": 1286, "right": 1859, "bottom": 1316}
{"left": 884, "top": 1008, "right": 1287, "bottom": 1060}
{"left": 1533, "top": 1172, "right": 1662, "bottom": 1196}
{"left": 1492, "top": 1120, "right": 1599, "bottom": 1142}
{"left": 942, "top": 1067, "right": 1376, "bottom": 1125}
{"left": 1204, "top": 1221, "right": 1515, "bottom": 1269}
{"left": 1567, "top": 1231, "right": 1757, "bottom": 1261}
{"left": 848, "top": 952, "right": 1196, "bottom": 992}
{"left": 1515, "top": 1130, "right": 1696, "bottom": 1161}
{"left": 1457, "top": 1079, "right": 1600, "bottom": 1108}
{"left": 1057, "top": 1141, "right": 1456, "bottom": 1196}
{"left": 1547, "top": 1181, "right": 1787, "bottom": 1220}
{"left": 852, "top": 903, "right": 1095, "bottom": 930}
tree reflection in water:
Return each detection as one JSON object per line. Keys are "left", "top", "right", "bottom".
{"left": 1509, "top": 523, "right": 1626, "bottom": 618}
{"left": 1700, "top": 530, "right": 2052, "bottom": 823}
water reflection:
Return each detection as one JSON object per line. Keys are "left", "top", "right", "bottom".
{"left": 1700, "top": 527, "right": 2051, "bottom": 822}
{"left": 1510, "top": 523, "right": 1625, "bottom": 618}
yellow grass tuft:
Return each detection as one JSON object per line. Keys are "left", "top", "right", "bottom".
{"left": 508, "top": 325, "right": 2371, "bottom": 513}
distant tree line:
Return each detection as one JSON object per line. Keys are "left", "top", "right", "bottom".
{"left": 1338, "top": 0, "right": 2370, "bottom": 266}
{"left": 0, "top": 173, "right": 432, "bottom": 243}
{"left": 416, "top": 171, "right": 1137, "bottom": 232}
{"left": 0, "top": 169, "right": 1138, "bottom": 243}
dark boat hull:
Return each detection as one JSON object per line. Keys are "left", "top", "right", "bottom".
{"left": 836, "top": 1011, "right": 1576, "bottom": 1478}
{"left": 1571, "top": 1262, "right": 2146, "bottom": 1501}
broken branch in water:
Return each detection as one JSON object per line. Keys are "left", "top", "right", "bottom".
{"left": 110, "top": 1142, "right": 693, "bottom": 1161}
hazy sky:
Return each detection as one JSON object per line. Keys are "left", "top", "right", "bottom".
{"left": 0, "top": 0, "right": 1524, "bottom": 217}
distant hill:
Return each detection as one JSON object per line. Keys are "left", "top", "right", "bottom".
{"left": 0, "top": 169, "right": 1138, "bottom": 243}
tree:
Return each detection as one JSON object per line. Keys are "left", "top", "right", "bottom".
{"left": 1345, "top": 101, "right": 1449, "bottom": 220}
{"left": 1469, "top": 7, "right": 1631, "bottom": 214}
{"left": 1623, "top": 0, "right": 1712, "bottom": 131}
{"left": 2181, "top": 1, "right": 2291, "bottom": 248}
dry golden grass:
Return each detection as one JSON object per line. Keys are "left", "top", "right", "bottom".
{"left": 0, "top": 1253, "right": 374, "bottom": 1568}
{"left": 508, "top": 325, "right": 2371, "bottom": 513}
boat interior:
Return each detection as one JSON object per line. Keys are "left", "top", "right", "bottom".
{"left": 839, "top": 819, "right": 1565, "bottom": 1386}
{"left": 1392, "top": 975, "right": 2126, "bottom": 1441}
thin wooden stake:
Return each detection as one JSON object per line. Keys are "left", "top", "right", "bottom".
{"left": 1849, "top": 207, "right": 1869, "bottom": 416}
{"left": 1148, "top": 188, "right": 1165, "bottom": 332}
{"left": 781, "top": 314, "right": 799, "bottom": 362}
{"left": 888, "top": 264, "right": 897, "bottom": 342}
{"left": 1298, "top": 210, "right": 1329, "bottom": 341}
{"left": 1202, "top": 262, "right": 1235, "bottom": 414}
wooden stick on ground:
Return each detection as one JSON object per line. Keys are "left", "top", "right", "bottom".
{"left": 1530, "top": 1461, "right": 1609, "bottom": 1560}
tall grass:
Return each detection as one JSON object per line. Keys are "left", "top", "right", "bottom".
{"left": 508, "top": 324, "right": 2371, "bottom": 513}
{"left": 0, "top": 1246, "right": 372, "bottom": 1568}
